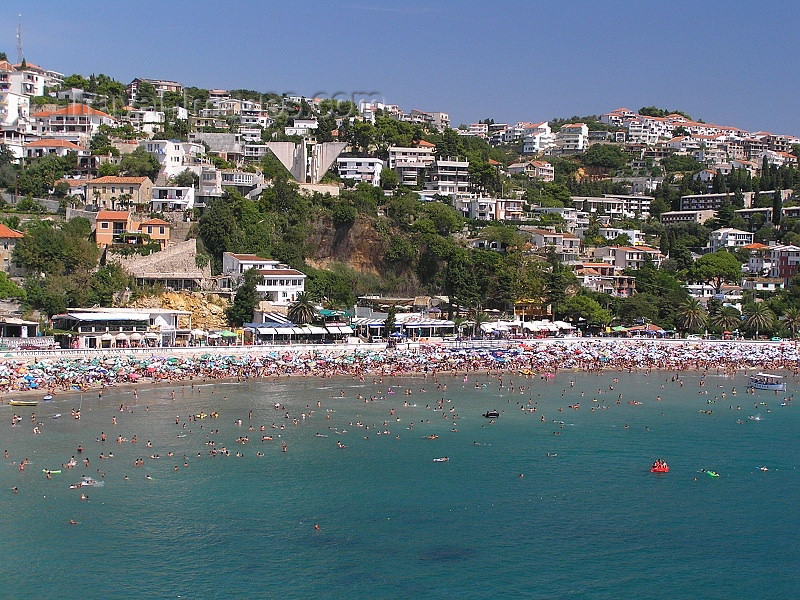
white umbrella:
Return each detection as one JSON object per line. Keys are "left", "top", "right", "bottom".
{"left": 191, "top": 329, "right": 207, "bottom": 337}
{"left": 144, "top": 332, "right": 159, "bottom": 340}
{"left": 115, "top": 332, "right": 128, "bottom": 341}
{"left": 129, "top": 332, "right": 143, "bottom": 341}
{"left": 100, "top": 333, "right": 113, "bottom": 341}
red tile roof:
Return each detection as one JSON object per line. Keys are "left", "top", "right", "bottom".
{"left": 25, "top": 139, "right": 82, "bottom": 150}
{"left": 0, "top": 223, "right": 24, "bottom": 238}
{"left": 96, "top": 211, "right": 131, "bottom": 221}
{"left": 229, "top": 253, "right": 272, "bottom": 261}
{"left": 89, "top": 176, "right": 149, "bottom": 185}
{"left": 140, "top": 218, "right": 170, "bottom": 226}
{"left": 50, "top": 104, "right": 112, "bottom": 118}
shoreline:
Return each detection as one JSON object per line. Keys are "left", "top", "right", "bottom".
{"left": 0, "top": 337, "right": 798, "bottom": 405}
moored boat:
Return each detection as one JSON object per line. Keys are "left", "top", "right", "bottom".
{"left": 8, "top": 400, "right": 38, "bottom": 407}
{"left": 483, "top": 410, "right": 499, "bottom": 419}
{"left": 748, "top": 373, "right": 786, "bottom": 391}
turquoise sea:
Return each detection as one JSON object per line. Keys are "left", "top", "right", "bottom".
{"left": 1, "top": 370, "right": 798, "bottom": 599}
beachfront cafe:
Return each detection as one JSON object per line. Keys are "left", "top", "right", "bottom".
{"left": 351, "top": 314, "right": 456, "bottom": 340}
{"left": 245, "top": 311, "right": 354, "bottom": 344}
{"left": 51, "top": 308, "right": 192, "bottom": 349}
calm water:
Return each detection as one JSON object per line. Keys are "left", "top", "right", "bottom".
{"left": 1, "top": 370, "right": 798, "bottom": 599}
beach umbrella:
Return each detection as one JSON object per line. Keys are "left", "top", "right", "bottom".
{"left": 129, "top": 333, "right": 143, "bottom": 342}
{"left": 191, "top": 329, "right": 207, "bottom": 337}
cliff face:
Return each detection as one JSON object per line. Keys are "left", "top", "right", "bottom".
{"left": 304, "top": 215, "right": 389, "bottom": 275}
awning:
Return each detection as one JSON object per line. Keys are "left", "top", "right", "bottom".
{"left": 257, "top": 327, "right": 278, "bottom": 335}
{"left": 291, "top": 327, "right": 305, "bottom": 335}
{"left": 274, "top": 327, "right": 294, "bottom": 335}
{"left": 100, "top": 333, "right": 113, "bottom": 341}
{"left": 115, "top": 332, "right": 128, "bottom": 340}
{"left": 308, "top": 326, "right": 328, "bottom": 335}
{"left": 144, "top": 332, "right": 160, "bottom": 339}
{"left": 129, "top": 332, "right": 143, "bottom": 341}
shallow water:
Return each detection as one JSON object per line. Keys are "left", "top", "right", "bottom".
{"left": 1, "top": 371, "right": 798, "bottom": 599}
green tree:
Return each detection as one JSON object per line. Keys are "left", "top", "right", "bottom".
{"left": 582, "top": 144, "right": 627, "bottom": 170}
{"left": 743, "top": 302, "right": 774, "bottom": 338}
{"left": 782, "top": 307, "right": 800, "bottom": 338}
{"left": 169, "top": 168, "right": 199, "bottom": 188}
{"left": 558, "top": 294, "right": 611, "bottom": 326}
{"left": 689, "top": 250, "right": 743, "bottom": 293}
{"left": 675, "top": 297, "right": 707, "bottom": 333}
{"left": 98, "top": 161, "right": 120, "bottom": 177}
{"left": 287, "top": 291, "right": 317, "bottom": 324}
{"left": 384, "top": 305, "right": 397, "bottom": 337}
{"left": 379, "top": 167, "right": 398, "bottom": 190}
{"left": 709, "top": 305, "right": 741, "bottom": 333}
{"left": 226, "top": 268, "right": 260, "bottom": 326}
{"left": 119, "top": 147, "right": 160, "bottom": 179}
{"left": 89, "top": 263, "right": 131, "bottom": 306}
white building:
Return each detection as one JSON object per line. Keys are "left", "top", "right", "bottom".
{"left": 285, "top": 119, "right": 318, "bottom": 137}
{"left": 555, "top": 123, "right": 589, "bottom": 152}
{"left": 388, "top": 143, "right": 436, "bottom": 187}
{"left": 221, "top": 252, "right": 306, "bottom": 305}
{"left": 588, "top": 245, "right": 663, "bottom": 270}
{"left": 337, "top": 157, "right": 384, "bottom": 186}
{"left": 707, "top": 228, "right": 753, "bottom": 253}
{"left": 508, "top": 160, "right": 554, "bottom": 182}
{"left": 522, "top": 122, "right": 555, "bottom": 154}
{"left": 32, "top": 104, "right": 117, "bottom": 142}
{"left": 126, "top": 110, "right": 165, "bottom": 134}
{"left": 572, "top": 195, "right": 652, "bottom": 219}
{"left": 140, "top": 140, "right": 206, "bottom": 178}
{"left": 151, "top": 186, "right": 195, "bottom": 212}
{"left": 424, "top": 158, "right": 470, "bottom": 196}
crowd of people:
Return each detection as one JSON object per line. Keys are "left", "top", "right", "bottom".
{"left": 0, "top": 338, "right": 798, "bottom": 399}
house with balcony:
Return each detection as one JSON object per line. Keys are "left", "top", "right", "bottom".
{"left": 336, "top": 157, "right": 384, "bottom": 186}
{"left": 0, "top": 222, "right": 24, "bottom": 276}
{"left": 707, "top": 228, "right": 753, "bottom": 253}
{"left": 140, "top": 140, "right": 206, "bottom": 179}
{"left": 221, "top": 252, "right": 306, "bottom": 306}
{"left": 768, "top": 245, "right": 800, "bottom": 283}
{"left": 151, "top": 186, "right": 195, "bottom": 212}
{"left": 523, "top": 228, "right": 581, "bottom": 262}
{"left": 555, "top": 123, "right": 589, "bottom": 152}
{"left": 94, "top": 210, "right": 171, "bottom": 249}
{"left": 424, "top": 157, "right": 470, "bottom": 196}
{"left": 87, "top": 176, "right": 154, "bottom": 211}
{"left": 588, "top": 245, "right": 663, "bottom": 270}
{"left": 574, "top": 262, "right": 636, "bottom": 297}
{"left": 660, "top": 209, "right": 716, "bottom": 225}
{"left": 24, "top": 138, "right": 85, "bottom": 158}
{"left": 508, "top": 160, "right": 554, "bottom": 182}
{"left": 388, "top": 143, "right": 436, "bottom": 187}
{"left": 34, "top": 104, "right": 116, "bottom": 141}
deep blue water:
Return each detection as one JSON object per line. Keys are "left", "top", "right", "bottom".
{"left": 1, "top": 370, "right": 798, "bottom": 599}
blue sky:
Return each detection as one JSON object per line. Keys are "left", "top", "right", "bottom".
{"left": 2, "top": 0, "right": 799, "bottom": 134}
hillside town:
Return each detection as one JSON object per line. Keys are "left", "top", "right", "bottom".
{"left": 1, "top": 54, "right": 800, "bottom": 349}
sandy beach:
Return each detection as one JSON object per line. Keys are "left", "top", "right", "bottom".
{"left": 0, "top": 337, "right": 797, "bottom": 404}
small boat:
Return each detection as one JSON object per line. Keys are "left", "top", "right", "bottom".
{"left": 433, "top": 457, "right": 449, "bottom": 462}
{"left": 42, "top": 469, "right": 61, "bottom": 475}
{"left": 651, "top": 460, "right": 669, "bottom": 473}
{"left": 8, "top": 400, "right": 38, "bottom": 407}
{"left": 702, "top": 469, "right": 720, "bottom": 478}
{"left": 483, "top": 410, "right": 500, "bottom": 419}
{"left": 748, "top": 373, "right": 786, "bottom": 391}
{"left": 43, "top": 395, "right": 53, "bottom": 401}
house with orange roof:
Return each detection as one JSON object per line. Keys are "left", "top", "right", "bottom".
{"left": 0, "top": 223, "right": 24, "bottom": 276}
{"left": 24, "top": 138, "right": 86, "bottom": 159}
{"left": 32, "top": 104, "right": 116, "bottom": 141}
{"left": 94, "top": 211, "right": 171, "bottom": 249}
{"left": 588, "top": 245, "right": 663, "bottom": 270}
{"left": 555, "top": 123, "right": 589, "bottom": 152}
{"left": 138, "top": 218, "right": 171, "bottom": 249}
{"left": 87, "top": 176, "right": 153, "bottom": 211}
{"left": 574, "top": 262, "right": 636, "bottom": 297}
{"left": 388, "top": 143, "right": 436, "bottom": 187}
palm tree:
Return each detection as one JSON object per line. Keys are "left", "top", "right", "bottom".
{"left": 287, "top": 292, "right": 316, "bottom": 325}
{"left": 709, "top": 306, "right": 741, "bottom": 333}
{"left": 675, "top": 298, "right": 707, "bottom": 334}
{"left": 783, "top": 307, "right": 800, "bottom": 339}
{"left": 472, "top": 311, "right": 490, "bottom": 338}
{"left": 743, "top": 302, "right": 774, "bottom": 339}
{"left": 452, "top": 316, "right": 465, "bottom": 339}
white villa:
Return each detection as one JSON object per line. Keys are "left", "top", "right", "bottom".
{"left": 221, "top": 253, "right": 306, "bottom": 305}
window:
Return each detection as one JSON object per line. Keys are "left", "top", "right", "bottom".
{"left": 159, "top": 226, "right": 165, "bottom": 235}
{"left": 101, "top": 222, "right": 109, "bottom": 229}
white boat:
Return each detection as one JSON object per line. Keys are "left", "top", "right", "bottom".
{"left": 748, "top": 373, "right": 786, "bottom": 391}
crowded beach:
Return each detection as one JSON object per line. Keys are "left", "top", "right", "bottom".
{"left": 0, "top": 338, "right": 799, "bottom": 399}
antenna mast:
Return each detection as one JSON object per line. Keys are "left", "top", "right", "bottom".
{"left": 16, "top": 14, "right": 23, "bottom": 64}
